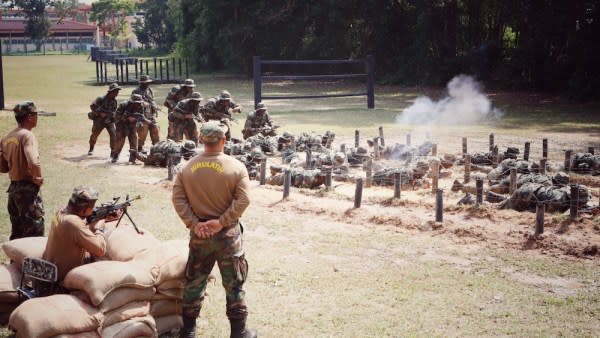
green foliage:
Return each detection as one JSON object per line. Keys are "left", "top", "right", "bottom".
{"left": 131, "top": 0, "right": 177, "bottom": 51}
{"left": 89, "top": 0, "right": 135, "bottom": 46}
{"left": 14, "top": 0, "right": 51, "bottom": 50}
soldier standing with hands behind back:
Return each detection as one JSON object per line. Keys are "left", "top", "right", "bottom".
{"left": 88, "top": 83, "right": 121, "bottom": 156}
{"left": 172, "top": 121, "right": 257, "bottom": 338}
{"left": 0, "top": 101, "right": 45, "bottom": 240}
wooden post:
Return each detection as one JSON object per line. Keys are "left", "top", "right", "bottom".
{"left": 509, "top": 168, "right": 517, "bottom": 194}
{"left": 431, "top": 160, "right": 439, "bottom": 193}
{"left": 95, "top": 61, "right": 100, "bottom": 84}
{"left": 435, "top": 189, "right": 443, "bottom": 222}
{"left": 134, "top": 59, "right": 138, "bottom": 80}
{"left": 431, "top": 144, "right": 437, "bottom": 157}
{"left": 125, "top": 60, "right": 129, "bottom": 83}
{"left": 354, "top": 178, "right": 363, "bottom": 208}
{"left": 373, "top": 138, "right": 380, "bottom": 160}
{"left": 588, "top": 147, "right": 595, "bottom": 155}
{"left": 492, "top": 146, "right": 498, "bottom": 168}
{"left": 406, "top": 133, "right": 411, "bottom": 146}
{"left": 145, "top": 60, "right": 149, "bottom": 77}
{"left": 159, "top": 59, "right": 163, "bottom": 80}
{"left": 540, "top": 158, "right": 547, "bottom": 175}
{"left": 325, "top": 168, "right": 332, "bottom": 191}
{"left": 114, "top": 62, "right": 119, "bottom": 83}
{"left": 394, "top": 172, "right": 401, "bottom": 198}
{"left": 355, "top": 130, "right": 360, "bottom": 148}
{"left": 305, "top": 149, "right": 312, "bottom": 169}
{"left": 103, "top": 62, "right": 107, "bottom": 84}
{"left": 524, "top": 142, "right": 530, "bottom": 161}
{"left": 366, "top": 55, "right": 375, "bottom": 109}
{"left": 489, "top": 133, "right": 494, "bottom": 153}
{"left": 464, "top": 154, "right": 471, "bottom": 184}
{"left": 462, "top": 137, "right": 467, "bottom": 157}
{"left": 153, "top": 58, "right": 157, "bottom": 78}
{"left": 476, "top": 177, "right": 483, "bottom": 205}
{"left": 570, "top": 184, "right": 578, "bottom": 218}
{"left": 166, "top": 59, "right": 170, "bottom": 81}
{"left": 283, "top": 169, "right": 291, "bottom": 199}
{"left": 167, "top": 155, "right": 174, "bottom": 181}
{"left": 365, "top": 159, "right": 373, "bottom": 188}
{"left": 259, "top": 158, "right": 267, "bottom": 185}
{"left": 535, "top": 203, "right": 545, "bottom": 235}
{"left": 542, "top": 138, "right": 548, "bottom": 159}
{"left": 564, "top": 150, "right": 572, "bottom": 172}
{"left": 378, "top": 126, "right": 385, "bottom": 146}
{"left": 253, "top": 56, "right": 262, "bottom": 107}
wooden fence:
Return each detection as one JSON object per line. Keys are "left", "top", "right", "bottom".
{"left": 253, "top": 55, "right": 375, "bottom": 108}
{"left": 95, "top": 57, "right": 189, "bottom": 85}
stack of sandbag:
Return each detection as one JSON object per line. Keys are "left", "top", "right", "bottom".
{"left": 0, "top": 236, "right": 48, "bottom": 325}
{"left": 8, "top": 294, "right": 103, "bottom": 337}
{"left": 0, "top": 262, "right": 21, "bottom": 325}
{"left": 135, "top": 240, "right": 189, "bottom": 335}
{"left": 63, "top": 260, "right": 159, "bottom": 336}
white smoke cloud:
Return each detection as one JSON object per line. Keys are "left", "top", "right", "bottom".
{"left": 395, "top": 75, "right": 502, "bottom": 126}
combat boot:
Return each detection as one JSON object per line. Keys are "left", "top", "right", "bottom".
{"left": 128, "top": 149, "right": 136, "bottom": 164}
{"left": 179, "top": 315, "right": 197, "bottom": 338}
{"left": 88, "top": 145, "right": 94, "bottom": 156}
{"left": 230, "top": 318, "right": 257, "bottom": 338}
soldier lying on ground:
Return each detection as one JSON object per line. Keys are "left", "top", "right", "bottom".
{"left": 571, "top": 152, "right": 600, "bottom": 175}
{"left": 487, "top": 158, "right": 537, "bottom": 182}
{"left": 295, "top": 131, "right": 335, "bottom": 152}
{"left": 245, "top": 134, "right": 279, "bottom": 154}
{"left": 131, "top": 139, "right": 198, "bottom": 167}
{"left": 453, "top": 171, "right": 569, "bottom": 195}
{"left": 496, "top": 182, "right": 589, "bottom": 213}
{"left": 267, "top": 167, "right": 326, "bottom": 189}
{"left": 232, "top": 148, "right": 266, "bottom": 179}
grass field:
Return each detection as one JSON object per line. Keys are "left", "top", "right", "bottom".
{"left": 0, "top": 55, "right": 599, "bottom": 337}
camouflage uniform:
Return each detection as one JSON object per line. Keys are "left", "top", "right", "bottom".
{"left": 88, "top": 83, "right": 120, "bottom": 155}
{"left": 165, "top": 79, "right": 195, "bottom": 140}
{"left": 132, "top": 75, "right": 160, "bottom": 150}
{"left": 171, "top": 92, "right": 203, "bottom": 144}
{"left": 200, "top": 90, "right": 241, "bottom": 140}
{"left": 0, "top": 101, "right": 45, "bottom": 239}
{"left": 267, "top": 168, "right": 326, "bottom": 189}
{"left": 498, "top": 182, "right": 589, "bottom": 213}
{"left": 242, "top": 102, "right": 276, "bottom": 139}
{"left": 112, "top": 94, "right": 144, "bottom": 163}
{"left": 134, "top": 139, "right": 198, "bottom": 167}
{"left": 572, "top": 152, "right": 600, "bottom": 175}
{"left": 245, "top": 134, "right": 278, "bottom": 154}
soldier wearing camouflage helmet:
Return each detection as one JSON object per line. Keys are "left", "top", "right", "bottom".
{"left": 112, "top": 94, "right": 146, "bottom": 163}
{"left": 171, "top": 92, "right": 204, "bottom": 144}
{"left": 172, "top": 121, "right": 257, "bottom": 338}
{"left": 165, "top": 79, "right": 196, "bottom": 141}
{"left": 132, "top": 139, "right": 198, "bottom": 167}
{"left": 1, "top": 101, "right": 45, "bottom": 240}
{"left": 200, "top": 90, "right": 241, "bottom": 141}
{"left": 87, "top": 83, "right": 121, "bottom": 156}
{"left": 42, "top": 186, "right": 116, "bottom": 285}
{"left": 242, "top": 101, "right": 278, "bottom": 140}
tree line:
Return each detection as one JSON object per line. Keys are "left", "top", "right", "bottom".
{"left": 6, "top": 0, "right": 600, "bottom": 100}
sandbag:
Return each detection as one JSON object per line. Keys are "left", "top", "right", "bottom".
{"left": 0, "top": 262, "right": 21, "bottom": 303}
{"left": 98, "top": 287, "right": 156, "bottom": 313}
{"left": 133, "top": 240, "right": 188, "bottom": 284}
{"left": 2, "top": 237, "right": 47, "bottom": 268}
{"left": 103, "top": 301, "right": 150, "bottom": 327}
{"left": 150, "top": 299, "right": 181, "bottom": 318}
{"left": 51, "top": 332, "right": 100, "bottom": 338}
{"left": 104, "top": 225, "right": 159, "bottom": 261}
{"left": 155, "top": 314, "right": 183, "bottom": 335}
{"left": 63, "top": 260, "right": 158, "bottom": 306}
{"left": 156, "top": 279, "right": 185, "bottom": 299}
{"left": 8, "top": 294, "right": 103, "bottom": 338}
{"left": 100, "top": 315, "right": 156, "bottom": 338}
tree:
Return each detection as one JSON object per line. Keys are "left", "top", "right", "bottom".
{"left": 89, "top": 0, "right": 136, "bottom": 47}
{"left": 132, "top": 0, "right": 176, "bottom": 50}
{"left": 51, "top": 0, "right": 79, "bottom": 24}
{"left": 14, "top": 0, "right": 51, "bottom": 51}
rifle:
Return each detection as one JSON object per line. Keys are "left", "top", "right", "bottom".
{"left": 87, "top": 195, "right": 143, "bottom": 234}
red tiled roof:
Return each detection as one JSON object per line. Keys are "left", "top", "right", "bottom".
{"left": 0, "top": 19, "right": 96, "bottom": 33}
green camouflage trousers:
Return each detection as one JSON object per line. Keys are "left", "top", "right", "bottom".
{"left": 170, "top": 119, "right": 198, "bottom": 144}
{"left": 182, "top": 222, "right": 248, "bottom": 320}
{"left": 89, "top": 119, "right": 116, "bottom": 151}
{"left": 136, "top": 121, "right": 160, "bottom": 151}
{"left": 7, "top": 181, "right": 44, "bottom": 240}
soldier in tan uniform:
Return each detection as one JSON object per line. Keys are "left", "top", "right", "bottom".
{"left": 172, "top": 121, "right": 256, "bottom": 338}
{"left": 165, "top": 79, "right": 195, "bottom": 140}
{"left": 132, "top": 75, "right": 160, "bottom": 152}
{"left": 0, "top": 101, "right": 45, "bottom": 239}
{"left": 42, "top": 186, "right": 113, "bottom": 284}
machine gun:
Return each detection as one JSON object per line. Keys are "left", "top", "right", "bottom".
{"left": 87, "top": 195, "right": 143, "bottom": 234}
